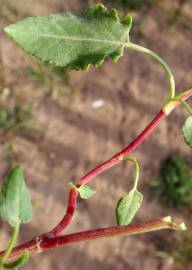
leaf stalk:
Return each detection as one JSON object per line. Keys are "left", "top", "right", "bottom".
{"left": 126, "top": 42, "right": 175, "bottom": 100}
{"left": 0, "top": 219, "right": 20, "bottom": 269}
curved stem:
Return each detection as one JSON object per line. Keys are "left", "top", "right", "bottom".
{"left": 174, "top": 98, "right": 192, "bottom": 116}
{"left": 0, "top": 220, "right": 20, "bottom": 268}
{"left": 121, "top": 157, "right": 140, "bottom": 190}
{"left": 126, "top": 42, "right": 175, "bottom": 100}
{"left": 163, "top": 87, "right": 192, "bottom": 115}
{"left": 51, "top": 109, "right": 166, "bottom": 236}
{"left": 0, "top": 88, "right": 191, "bottom": 262}
{"left": 51, "top": 88, "right": 192, "bottom": 237}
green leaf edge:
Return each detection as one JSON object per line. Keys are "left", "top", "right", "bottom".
{"left": 0, "top": 164, "right": 32, "bottom": 227}
{"left": 182, "top": 116, "right": 192, "bottom": 148}
{"left": 4, "top": 4, "right": 132, "bottom": 71}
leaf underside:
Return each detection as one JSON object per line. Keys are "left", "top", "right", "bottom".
{"left": 4, "top": 4, "right": 132, "bottom": 70}
{"left": 182, "top": 116, "right": 192, "bottom": 148}
{"left": 116, "top": 189, "right": 143, "bottom": 226}
{"left": 0, "top": 165, "right": 32, "bottom": 227}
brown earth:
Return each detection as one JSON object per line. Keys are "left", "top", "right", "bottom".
{"left": 0, "top": 0, "right": 192, "bottom": 269}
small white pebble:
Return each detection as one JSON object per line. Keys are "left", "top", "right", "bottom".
{"left": 91, "top": 99, "right": 104, "bottom": 109}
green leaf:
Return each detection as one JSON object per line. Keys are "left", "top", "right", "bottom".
{"left": 4, "top": 4, "right": 132, "bottom": 70}
{"left": 116, "top": 189, "right": 143, "bottom": 226}
{"left": 78, "top": 185, "right": 96, "bottom": 199}
{"left": 0, "top": 165, "right": 32, "bottom": 227}
{"left": 69, "top": 182, "right": 96, "bottom": 199}
{"left": 182, "top": 116, "right": 192, "bottom": 148}
{"left": 3, "top": 251, "right": 29, "bottom": 269}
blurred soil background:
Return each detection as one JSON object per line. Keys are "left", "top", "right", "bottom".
{"left": 0, "top": 0, "right": 192, "bottom": 269}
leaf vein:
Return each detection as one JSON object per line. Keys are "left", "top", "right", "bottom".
{"left": 40, "top": 34, "right": 125, "bottom": 45}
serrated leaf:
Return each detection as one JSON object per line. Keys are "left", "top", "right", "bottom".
{"left": 116, "top": 189, "right": 143, "bottom": 226}
{"left": 78, "top": 185, "right": 96, "bottom": 199}
{"left": 3, "top": 251, "right": 29, "bottom": 269}
{"left": 182, "top": 116, "right": 192, "bottom": 148}
{"left": 4, "top": 4, "right": 132, "bottom": 70}
{"left": 0, "top": 165, "right": 32, "bottom": 227}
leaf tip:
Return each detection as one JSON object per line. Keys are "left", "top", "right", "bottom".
{"left": 4, "top": 24, "right": 12, "bottom": 34}
{"left": 15, "top": 163, "right": 23, "bottom": 171}
{"left": 4, "top": 26, "right": 9, "bottom": 34}
{"left": 3, "top": 24, "right": 17, "bottom": 42}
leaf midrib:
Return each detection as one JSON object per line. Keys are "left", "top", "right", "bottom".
{"left": 40, "top": 33, "right": 127, "bottom": 45}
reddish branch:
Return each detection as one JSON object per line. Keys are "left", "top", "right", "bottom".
{"left": 51, "top": 88, "right": 192, "bottom": 237}
{"left": 0, "top": 88, "right": 192, "bottom": 261}
{"left": 51, "top": 109, "right": 166, "bottom": 236}
{"left": 0, "top": 217, "right": 186, "bottom": 260}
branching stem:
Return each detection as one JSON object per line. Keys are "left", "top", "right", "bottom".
{"left": 0, "top": 88, "right": 191, "bottom": 262}
{"left": 50, "top": 88, "right": 192, "bottom": 237}
{"left": 174, "top": 98, "right": 192, "bottom": 116}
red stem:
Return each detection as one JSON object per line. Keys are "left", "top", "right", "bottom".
{"left": 0, "top": 88, "right": 191, "bottom": 261}
{"left": 51, "top": 88, "right": 192, "bottom": 236}
{"left": 1, "top": 218, "right": 183, "bottom": 260}
{"left": 51, "top": 89, "right": 192, "bottom": 236}
{"left": 40, "top": 218, "right": 182, "bottom": 251}
{"left": 51, "top": 109, "right": 166, "bottom": 236}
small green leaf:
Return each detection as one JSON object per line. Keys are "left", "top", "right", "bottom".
{"left": 182, "top": 116, "right": 192, "bottom": 148}
{"left": 78, "top": 185, "right": 96, "bottom": 199}
{"left": 116, "top": 189, "right": 143, "bottom": 226}
{"left": 3, "top": 251, "right": 29, "bottom": 269}
{"left": 0, "top": 165, "right": 32, "bottom": 227}
{"left": 69, "top": 182, "right": 96, "bottom": 199}
{"left": 4, "top": 4, "right": 132, "bottom": 70}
